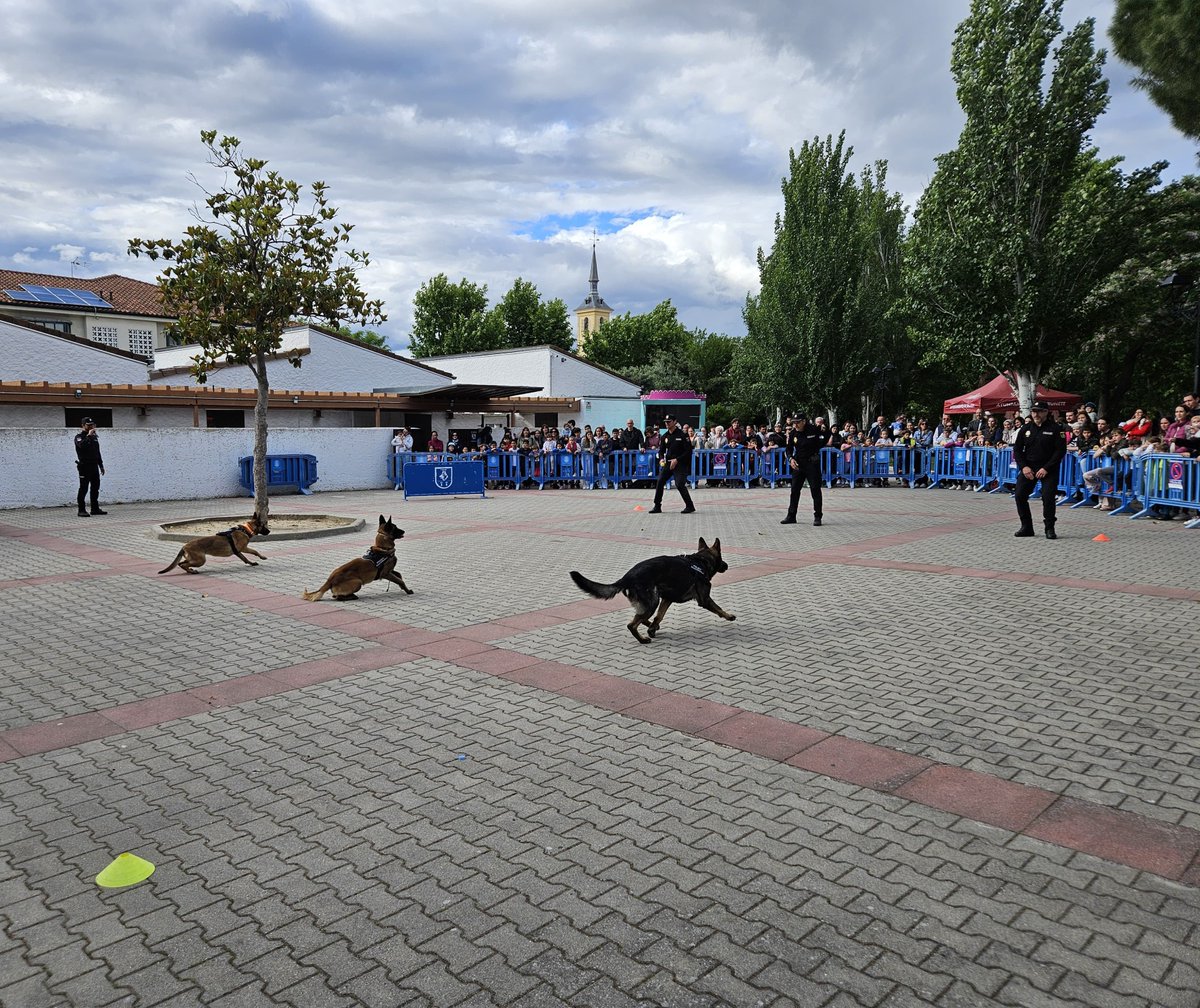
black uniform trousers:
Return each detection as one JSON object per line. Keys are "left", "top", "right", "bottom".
{"left": 785, "top": 462, "right": 823, "bottom": 519}
{"left": 1014, "top": 471, "right": 1057, "bottom": 530}
{"left": 654, "top": 464, "right": 694, "bottom": 509}
{"left": 77, "top": 462, "right": 101, "bottom": 512}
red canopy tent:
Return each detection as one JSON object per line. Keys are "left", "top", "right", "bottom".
{"left": 943, "top": 374, "right": 1083, "bottom": 415}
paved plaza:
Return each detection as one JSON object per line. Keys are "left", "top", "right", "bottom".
{"left": 1, "top": 482, "right": 1198, "bottom": 1008}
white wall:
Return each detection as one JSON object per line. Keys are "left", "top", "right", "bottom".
{"left": 0, "top": 319, "right": 151, "bottom": 385}
{"left": 0, "top": 427, "right": 395, "bottom": 509}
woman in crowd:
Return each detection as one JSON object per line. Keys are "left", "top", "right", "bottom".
{"left": 645, "top": 425, "right": 661, "bottom": 451}
{"left": 427, "top": 428, "right": 444, "bottom": 452}
{"left": 707, "top": 425, "right": 726, "bottom": 449}
{"left": 1119, "top": 408, "right": 1151, "bottom": 437}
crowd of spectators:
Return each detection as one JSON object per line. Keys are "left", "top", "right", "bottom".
{"left": 388, "top": 392, "right": 1200, "bottom": 500}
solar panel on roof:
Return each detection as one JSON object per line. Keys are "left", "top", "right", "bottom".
{"left": 3, "top": 284, "right": 113, "bottom": 309}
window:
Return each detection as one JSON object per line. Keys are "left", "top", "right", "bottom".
{"left": 23, "top": 318, "right": 72, "bottom": 334}
{"left": 64, "top": 408, "right": 112, "bottom": 428}
{"left": 582, "top": 318, "right": 589, "bottom": 333}
{"left": 128, "top": 328, "right": 154, "bottom": 358}
{"left": 91, "top": 325, "right": 119, "bottom": 347}
{"left": 533, "top": 412, "right": 559, "bottom": 428}
{"left": 206, "top": 410, "right": 245, "bottom": 429}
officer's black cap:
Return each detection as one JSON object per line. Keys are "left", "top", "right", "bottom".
{"left": 1030, "top": 400, "right": 1049, "bottom": 411}
{"left": 81, "top": 416, "right": 94, "bottom": 424}
{"left": 663, "top": 414, "right": 676, "bottom": 422}
{"left": 792, "top": 411, "right": 808, "bottom": 422}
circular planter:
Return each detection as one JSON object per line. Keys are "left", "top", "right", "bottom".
{"left": 153, "top": 514, "right": 365, "bottom": 542}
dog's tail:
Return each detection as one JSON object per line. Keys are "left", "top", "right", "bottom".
{"left": 302, "top": 578, "right": 333, "bottom": 602}
{"left": 569, "top": 570, "right": 624, "bottom": 600}
{"left": 158, "top": 549, "right": 184, "bottom": 575}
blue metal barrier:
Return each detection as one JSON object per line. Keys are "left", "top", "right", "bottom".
{"left": 844, "top": 447, "right": 925, "bottom": 488}
{"left": 239, "top": 453, "right": 318, "bottom": 496}
{"left": 529, "top": 450, "right": 584, "bottom": 489}
{"left": 1070, "top": 455, "right": 1139, "bottom": 514}
{"left": 819, "top": 448, "right": 843, "bottom": 487}
{"left": 388, "top": 451, "right": 452, "bottom": 490}
{"left": 1131, "top": 454, "right": 1200, "bottom": 526}
{"left": 926, "top": 447, "right": 996, "bottom": 490}
{"left": 608, "top": 450, "right": 660, "bottom": 486}
{"left": 484, "top": 451, "right": 525, "bottom": 488}
{"left": 690, "top": 448, "right": 756, "bottom": 488}
{"left": 580, "top": 452, "right": 616, "bottom": 489}
{"left": 759, "top": 447, "right": 789, "bottom": 488}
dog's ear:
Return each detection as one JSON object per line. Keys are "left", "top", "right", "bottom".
{"left": 698, "top": 536, "right": 708, "bottom": 550}
{"left": 712, "top": 537, "right": 721, "bottom": 552}
{"left": 379, "top": 514, "right": 386, "bottom": 527}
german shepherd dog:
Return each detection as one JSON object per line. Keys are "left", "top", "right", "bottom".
{"left": 570, "top": 537, "right": 735, "bottom": 643}
{"left": 158, "top": 515, "right": 270, "bottom": 574}
{"left": 302, "top": 515, "right": 414, "bottom": 602}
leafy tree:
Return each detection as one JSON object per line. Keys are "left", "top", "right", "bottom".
{"left": 1110, "top": 0, "right": 1200, "bottom": 145}
{"left": 408, "top": 274, "right": 501, "bottom": 357}
{"left": 736, "top": 131, "right": 904, "bottom": 422}
{"left": 334, "top": 324, "right": 388, "bottom": 350}
{"left": 128, "top": 130, "right": 384, "bottom": 524}
{"left": 904, "top": 0, "right": 1110, "bottom": 412}
{"left": 582, "top": 300, "right": 692, "bottom": 375}
{"left": 1057, "top": 173, "right": 1200, "bottom": 413}
{"left": 495, "top": 278, "right": 573, "bottom": 351}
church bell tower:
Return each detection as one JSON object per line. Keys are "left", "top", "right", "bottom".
{"left": 574, "top": 242, "right": 612, "bottom": 355}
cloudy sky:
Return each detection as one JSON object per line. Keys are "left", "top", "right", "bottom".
{"left": 1, "top": 0, "right": 1194, "bottom": 350}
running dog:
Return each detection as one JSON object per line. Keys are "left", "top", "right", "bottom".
{"left": 569, "top": 537, "right": 735, "bottom": 643}
{"left": 158, "top": 515, "right": 270, "bottom": 574}
{"left": 302, "top": 515, "right": 414, "bottom": 601}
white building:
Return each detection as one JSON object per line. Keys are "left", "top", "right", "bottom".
{"left": 0, "top": 270, "right": 174, "bottom": 357}
{"left": 150, "top": 324, "right": 456, "bottom": 395}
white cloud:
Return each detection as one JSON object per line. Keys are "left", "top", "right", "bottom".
{"left": 0, "top": 0, "right": 1193, "bottom": 352}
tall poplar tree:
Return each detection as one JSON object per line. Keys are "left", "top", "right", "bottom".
{"left": 736, "top": 132, "right": 904, "bottom": 421}
{"left": 904, "top": 0, "right": 1109, "bottom": 411}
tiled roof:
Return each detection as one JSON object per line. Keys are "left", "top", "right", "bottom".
{"left": 0, "top": 270, "right": 168, "bottom": 318}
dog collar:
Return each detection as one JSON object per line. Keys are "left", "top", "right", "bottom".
{"left": 240, "top": 521, "right": 255, "bottom": 535}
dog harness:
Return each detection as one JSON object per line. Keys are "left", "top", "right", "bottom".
{"left": 362, "top": 547, "right": 394, "bottom": 573}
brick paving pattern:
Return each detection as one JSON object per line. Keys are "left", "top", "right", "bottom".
{"left": 0, "top": 484, "right": 1197, "bottom": 1007}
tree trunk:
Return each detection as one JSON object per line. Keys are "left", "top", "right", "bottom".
{"left": 1011, "top": 370, "right": 1039, "bottom": 416}
{"left": 253, "top": 348, "right": 270, "bottom": 524}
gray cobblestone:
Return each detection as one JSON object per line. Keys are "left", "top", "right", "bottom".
{"left": 2, "top": 493, "right": 1199, "bottom": 1008}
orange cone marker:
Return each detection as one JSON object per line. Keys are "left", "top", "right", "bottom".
{"left": 633, "top": 505, "right": 644, "bottom": 511}
{"left": 1092, "top": 533, "right": 1110, "bottom": 542}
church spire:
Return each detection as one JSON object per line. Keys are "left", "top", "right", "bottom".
{"left": 574, "top": 238, "right": 613, "bottom": 354}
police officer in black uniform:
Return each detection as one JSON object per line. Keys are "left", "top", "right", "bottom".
{"left": 780, "top": 412, "right": 829, "bottom": 526}
{"left": 1012, "top": 399, "right": 1066, "bottom": 538}
{"left": 73, "top": 417, "right": 107, "bottom": 517}
{"left": 649, "top": 415, "right": 695, "bottom": 514}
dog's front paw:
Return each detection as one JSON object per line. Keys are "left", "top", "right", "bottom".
{"left": 726, "top": 613, "right": 736, "bottom": 621}
{"left": 250, "top": 561, "right": 259, "bottom": 566}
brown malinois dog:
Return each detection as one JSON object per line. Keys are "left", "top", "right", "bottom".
{"left": 570, "top": 537, "right": 735, "bottom": 643}
{"left": 158, "top": 515, "right": 270, "bottom": 574}
{"left": 303, "top": 515, "right": 414, "bottom": 601}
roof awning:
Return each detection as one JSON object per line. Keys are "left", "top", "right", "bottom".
{"left": 399, "top": 383, "right": 546, "bottom": 400}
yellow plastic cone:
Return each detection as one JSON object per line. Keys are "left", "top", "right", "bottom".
{"left": 96, "top": 852, "right": 155, "bottom": 888}
{"left": 1092, "top": 533, "right": 1110, "bottom": 542}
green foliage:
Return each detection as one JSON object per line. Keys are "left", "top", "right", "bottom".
{"left": 408, "top": 274, "right": 501, "bottom": 356}
{"left": 1056, "top": 173, "right": 1200, "bottom": 413}
{"left": 736, "top": 131, "right": 905, "bottom": 419}
{"left": 495, "top": 278, "right": 574, "bottom": 351}
{"left": 127, "top": 130, "right": 385, "bottom": 520}
{"left": 334, "top": 325, "right": 388, "bottom": 350}
{"left": 408, "top": 274, "right": 572, "bottom": 356}
{"left": 1110, "top": 0, "right": 1200, "bottom": 144}
{"left": 582, "top": 300, "right": 692, "bottom": 375}
{"left": 904, "top": 0, "right": 1109, "bottom": 405}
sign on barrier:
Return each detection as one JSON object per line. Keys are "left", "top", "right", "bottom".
{"left": 402, "top": 461, "right": 486, "bottom": 500}
{"left": 1131, "top": 454, "right": 1200, "bottom": 526}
